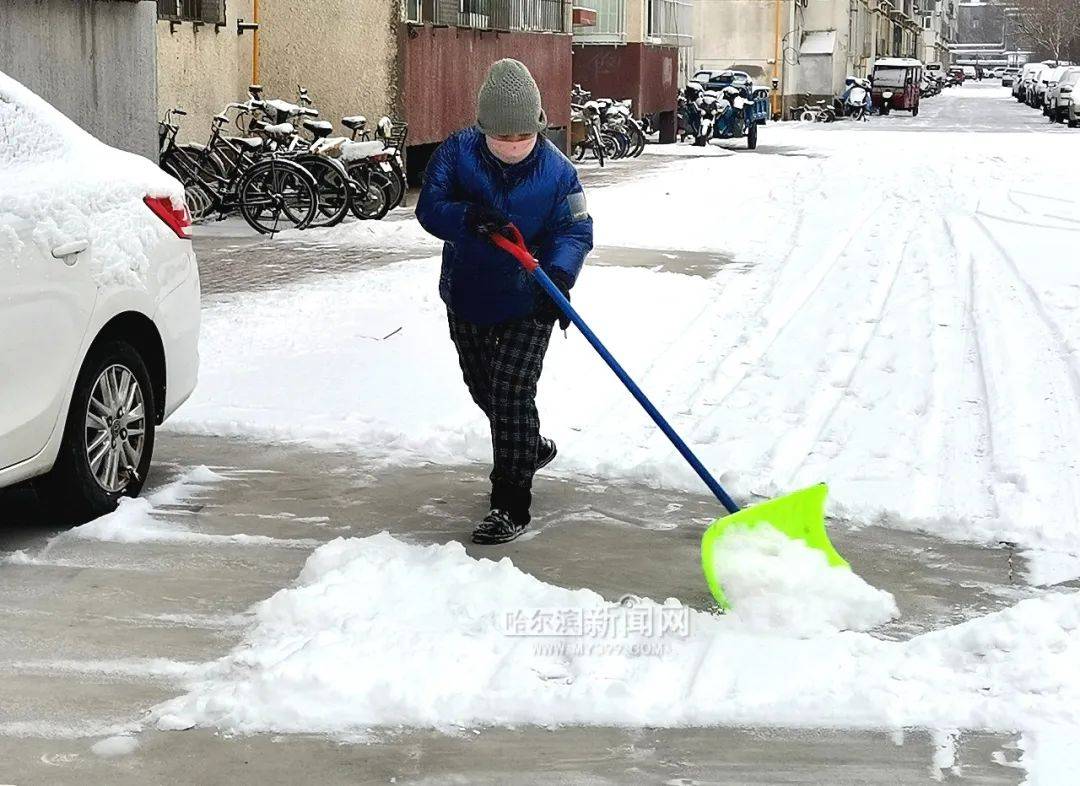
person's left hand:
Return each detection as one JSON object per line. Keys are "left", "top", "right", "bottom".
{"left": 466, "top": 205, "right": 509, "bottom": 237}
{"left": 535, "top": 271, "right": 572, "bottom": 331}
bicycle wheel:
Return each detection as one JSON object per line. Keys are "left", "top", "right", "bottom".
{"left": 799, "top": 109, "right": 815, "bottom": 122}
{"left": 599, "top": 133, "right": 619, "bottom": 162}
{"left": 296, "top": 154, "right": 351, "bottom": 228}
{"left": 345, "top": 162, "right": 391, "bottom": 220}
{"left": 610, "top": 131, "right": 630, "bottom": 159}
{"left": 237, "top": 159, "right": 318, "bottom": 236}
{"left": 177, "top": 144, "right": 226, "bottom": 182}
{"left": 387, "top": 159, "right": 407, "bottom": 209}
{"left": 628, "top": 121, "right": 646, "bottom": 157}
{"left": 589, "top": 126, "right": 605, "bottom": 167}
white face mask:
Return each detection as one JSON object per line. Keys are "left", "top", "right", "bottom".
{"left": 486, "top": 134, "right": 537, "bottom": 164}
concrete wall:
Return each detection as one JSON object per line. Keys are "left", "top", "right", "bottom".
{"left": 0, "top": 0, "right": 158, "bottom": 159}
{"left": 157, "top": 0, "right": 255, "bottom": 144}
{"left": 259, "top": 0, "right": 398, "bottom": 135}
{"left": 157, "top": 0, "right": 396, "bottom": 145}
{"left": 693, "top": 0, "right": 776, "bottom": 76}
{"left": 403, "top": 26, "right": 573, "bottom": 147}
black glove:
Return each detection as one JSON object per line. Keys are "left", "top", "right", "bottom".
{"left": 466, "top": 204, "right": 508, "bottom": 237}
{"left": 535, "top": 271, "right": 572, "bottom": 331}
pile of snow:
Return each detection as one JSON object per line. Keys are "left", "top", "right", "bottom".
{"left": 0, "top": 70, "right": 183, "bottom": 287}
{"left": 153, "top": 532, "right": 1080, "bottom": 736}
{"left": 709, "top": 524, "right": 898, "bottom": 634}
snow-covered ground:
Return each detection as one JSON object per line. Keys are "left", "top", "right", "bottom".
{"left": 149, "top": 85, "right": 1080, "bottom": 776}
{"left": 173, "top": 85, "right": 1080, "bottom": 578}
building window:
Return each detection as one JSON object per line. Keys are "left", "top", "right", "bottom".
{"left": 646, "top": 0, "right": 693, "bottom": 47}
{"left": 157, "top": 0, "right": 226, "bottom": 25}
{"left": 573, "top": 0, "right": 627, "bottom": 43}
{"left": 923, "top": 16, "right": 931, "bottom": 28}
{"left": 415, "top": 0, "right": 567, "bottom": 32}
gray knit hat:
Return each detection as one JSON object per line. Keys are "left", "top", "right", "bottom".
{"left": 476, "top": 59, "right": 547, "bottom": 136}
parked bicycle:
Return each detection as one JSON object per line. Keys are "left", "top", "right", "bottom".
{"left": 158, "top": 106, "right": 319, "bottom": 235}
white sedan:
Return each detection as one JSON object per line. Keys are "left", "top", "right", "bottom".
{"left": 0, "top": 71, "right": 200, "bottom": 520}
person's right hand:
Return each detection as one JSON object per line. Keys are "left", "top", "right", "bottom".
{"left": 466, "top": 205, "right": 509, "bottom": 237}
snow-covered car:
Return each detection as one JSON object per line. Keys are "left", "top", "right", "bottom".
{"left": 1051, "top": 67, "right": 1080, "bottom": 126}
{"left": 1002, "top": 67, "right": 1020, "bottom": 87}
{"left": 0, "top": 71, "right": 200, "bottom": 520}
{"left": 1015, "top": 63, "right": 1045, "bottom": 101}
{"left": 1044, "top": 66, "right": 1076, "bottom": 117}
{"left": 1034, "top": 65, "right": 1067, "bottom": 110}
{"left": 962, "top": 65, "right": 977, "bottom": 80}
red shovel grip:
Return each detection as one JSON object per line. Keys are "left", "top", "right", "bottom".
{"left": 489, "top": 224, "right": 538, "bottom": 273}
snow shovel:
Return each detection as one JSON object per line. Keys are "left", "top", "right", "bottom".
{"left": 490, "top": 225, "right": 849, "bottom": 610}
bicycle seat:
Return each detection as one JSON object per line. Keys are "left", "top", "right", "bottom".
{"left": 263, "top": 122, "right": 295, "bottom": 137}
{"left": 236, "top": 137, "right": 265, "bottom": 150}
{"left": 341, "top": 115, "right": 367, "bottom": 131}
{"left": 303, "top": 119, "right": 334, "bottom": 138}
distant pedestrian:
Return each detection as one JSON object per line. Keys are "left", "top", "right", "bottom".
{"left": 416, "top": 58, "right": 593, "bottom": 544}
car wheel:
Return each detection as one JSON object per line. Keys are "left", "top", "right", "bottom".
{"left": 41, "top": 340, "right": 156, "bottom": 522}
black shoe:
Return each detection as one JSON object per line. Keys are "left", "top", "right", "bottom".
{"left": 472, "top": 508, "right": 528, "bottom": 544}
{"left": 536, "top": 436, "right": 557, "bottom": 471}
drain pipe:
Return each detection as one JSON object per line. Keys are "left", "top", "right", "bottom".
{"left": 252, "top": 0, "right": 261, "bottom": 86}
{"left": 772, "top": 0, "right": 783, "bottom": 118}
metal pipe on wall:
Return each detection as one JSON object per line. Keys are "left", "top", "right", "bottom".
{"left": 252, "top": 0, "right": 261, "bottom": 85}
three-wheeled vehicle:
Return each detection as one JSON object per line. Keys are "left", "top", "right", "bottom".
{"left": 871, "top": 58, "right": 923, "bottom": 116}
{"left": 693, "top": 71, "right": 769, "bottom": 149}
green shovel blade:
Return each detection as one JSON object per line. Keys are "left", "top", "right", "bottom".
{"left": 700, "top": 483, "right": 849, "bottom": 610}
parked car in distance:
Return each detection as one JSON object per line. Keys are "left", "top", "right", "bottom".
{"left": 0, "top": 71, "right": 200, "bottom": 521}
{"left": 949, "top": 66, "right": 965, "bottom": 84}
{"left": 1015, "top": 62, "right": 1045, "bottom": 102}
{"left": 1002, "top": 67, "right": 1020, "bottom": 87}
{"left": 692, "top": 69, "right": 756, "bottom": 93}
{"left": 1049, "top": 66, "right": 1080, "bottom": 125}
{"left": 962, "top": 65, "right": 977, "bottom": 80}
{"left": 1040, "top": 65, "right": 1070, "bottom": 114}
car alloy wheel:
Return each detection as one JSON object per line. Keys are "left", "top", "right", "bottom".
{"left": 85, "top": 363, "right": 146, "bottom": 493}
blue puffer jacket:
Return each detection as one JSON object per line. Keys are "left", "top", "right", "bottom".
{"left": 416, "top": 127, "right": 594, "bottom": 326}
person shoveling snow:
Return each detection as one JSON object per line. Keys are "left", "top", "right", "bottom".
{"left": 416, "top": 59, "right": 593, "bottom": 545}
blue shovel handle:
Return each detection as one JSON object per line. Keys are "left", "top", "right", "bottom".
{"left": 490, "top": 226, "right": 741, "bottom": 515}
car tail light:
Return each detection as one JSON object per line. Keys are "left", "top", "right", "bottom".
{"left": 144, "top": 195, "right": 192, "bottom": 239}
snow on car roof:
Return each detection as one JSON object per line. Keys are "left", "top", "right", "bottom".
{"left": 0, "top": 69, "right": 178, "bottom": 198}
{"left": 1, "top": 69, "right": 183, "bottom": 286}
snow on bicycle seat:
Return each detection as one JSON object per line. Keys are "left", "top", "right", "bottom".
{"left": 310, "top": 136, "right": 348, "bottom": 156}
{"left": 340, "top": 140, "right": 385, "bottom": 162}
{"left": 265, "top": 99, "right": 301, "bottom": 116}
{"left": 341, "top": 115, "right": 367, "bottom": 131}
{"left": 303, "top": 119, "right": 334, "bottom": 137}
{"left": 236, "top": 137, "right": 265, "bottom": 150}
{"left": 263, "top": 122, "right": 295, "bottom": 136}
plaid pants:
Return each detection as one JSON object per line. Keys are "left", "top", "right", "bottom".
{"left": 447, "top": 308, "right": 553, "bottom": 499}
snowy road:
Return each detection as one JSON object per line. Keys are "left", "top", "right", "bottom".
{"left": 2, "top": 83, "right": 1078, "bottom": 782}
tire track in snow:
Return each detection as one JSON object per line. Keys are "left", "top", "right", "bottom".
{"left": 960, "top": 215, "right": 1080, "bottom": 544}
{"left": 777, "top": 216, "right": 916, "bottom": 486}
{"left": 685, "top": 195, "right": 887, "bottom": 442}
